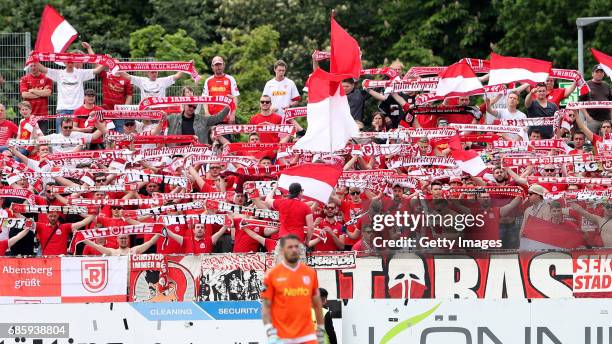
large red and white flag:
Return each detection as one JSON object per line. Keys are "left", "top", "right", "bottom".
{"left": 294, "top": 68, "right": 359, "bottom": 152}
{"left": 591, "top": 48, "right": 612, "bottom": 77}
{"left": 488, "top": 53, "right": 552, "bottom": 85}
{"left": 35, "top": 5, "right": 78, "bottom": 53}
{"left": 448, "top": 136, "right": 487, "bottom": 176}
{"left": 521, "top": 216, "right": 586, "bottom": 250}
{"left": 435, "top": 61, "right": 484, "bottom": 98}
{"left": 277, "top": 163, "right": 343, "bottom": 204}
{"left": 330, "top": 17, "right": 362, "bottom": 78}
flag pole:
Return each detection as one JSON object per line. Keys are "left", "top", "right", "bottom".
{"left": 329, "top": 9, "right": 336, "bottom": 153}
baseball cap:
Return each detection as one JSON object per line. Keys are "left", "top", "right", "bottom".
{"left": 592, "top": 64, "right": 604, "bottom": 73}
{"left": 449, "top": 177, "right": 462, "bottom": 183}
{"left": 84, "top": 89, "right": 96, "bottom": 96}
{"left": 211, "top": 56, "right": 224, "bottom": 65}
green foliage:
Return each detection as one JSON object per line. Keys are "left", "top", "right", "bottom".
{"left": 129, "top": 25, "right": 205, "bottom": 86}
{"left": 201, "top": 25, "right": 280, "bottom": 123}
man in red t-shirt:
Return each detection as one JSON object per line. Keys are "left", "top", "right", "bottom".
{"left": 265, "top": 183, "right": 314, "bottom": 242}
{"left": 249, "top": 95, "right": 288, "bottom": 143}
{"left": 201, "top": 56, "right": 240, "bottom": 123}
{"left": 0, "top": 104, "right": 18, "bottom": 148}
{"left": 36, "top": 211, "right": 95, "bottom": 255}
{"left": 530, "top": 78, "right": 576, "bottom": 107}
{"left": 165, "top": 223, "right": 228, "bottom": 254}
{"left": 309, "top": 202, "right": 345, "bottom": 251}
{"left": 20, "top": 64, "right": 53, "bottom": 133}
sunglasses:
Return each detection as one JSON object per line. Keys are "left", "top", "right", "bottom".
{"left": 544, "top": 169, "right": 556, "bottom": 172}
{"left": 125, "top": 122, "right": 136, "bottom": 127}
{"left": 350, "top": 191, "right": 361, "bottom": 195}
{"left": 111, "top": 206, "right": 121, "bottom": 210}
{"left": 325, "top": 207, "right": 336, "bottom": 210}
{"left": 187, "top": 105, "right": 197, "bottom": 109}
{"left": 260, "top": 101, "right": 271, "bottom": 104}
{"left": 62, "top": 126, "right": 73, "bottom": 129}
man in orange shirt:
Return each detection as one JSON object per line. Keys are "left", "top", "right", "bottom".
{"left": 261, "top": 234, "right": 325, "bottom": 344}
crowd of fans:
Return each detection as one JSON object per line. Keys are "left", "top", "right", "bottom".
{"left": 1, "top": 41, "right": 612, "bottom": 258}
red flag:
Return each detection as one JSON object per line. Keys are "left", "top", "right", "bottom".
{"left": 277, "top": 163, "right": 343, "bottom": 204}
{"left": 435, "top": 61, "right": 484, "bottom": 98}
{"left": 330, "top": 17, "right": 362, "bottom": 78}
{"left": 35, "top": 5, "right": 78, "bottom": 53}
{"left": 521, "top": 216, "right": 586, "bottom": 249}
{"left": 488, "top": 53, "right": 552, "bottom": 85}
{"left": 448, "top": 136, "right": 487, "bottom": 176}
{"left": 294, "top": 68, "right": 359, "bottom": 152}
{"left": 591, "top": 48, "right": 612, "bottom": 78}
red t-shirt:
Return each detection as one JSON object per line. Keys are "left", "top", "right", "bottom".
{"left": 182, "top": 235, "right": 213, "bottom": 254}
{"left": 36, "top": 222, "right": 72, "bottom": 255}
{"left": 0, "top": 240, "right": 8, "bottom": 256}
{"left": 34, "top": 196, "right": 65, "bottom": 223}
{"left": 157, "top": 224, "right": 187, "bottom": 254}
{"left": 272, "top": 198, "right": 312, "bottom": 242}
{"left": 19, "top": 73, "right": 53, "bottom": 116}
{"left": 100, "top": 71, "right": 133, "bottom": 109}
{"left": 531, "top": 88, "right": 566, "bottom": 107}
{"left": 204, "top": 74, "right": 238, "bottom": 118}
{"left": 249, "top": 113, "right": 284, "bottom": 143}
{"left": 263, "top": 238, "right": 277, "bottom": 252}
{"left": 233, "top": 218, "right": 264, "bottom": 253}
{"left": 0, "top": 120, "right": 19, "bottom": 145}
{"left": 341, "top": 200, "right": 368, "bottom": 245}
{"left": 313, "top": 219, "right": 343, "bottom": 251}
{"left": 73, "top": 105, "right": 103, "bottom": 128}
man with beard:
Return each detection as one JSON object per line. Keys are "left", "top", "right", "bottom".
{"left": 308, "top": 202, "right": 345, "bottom": 252}
{"left": 473, "top": 166, "right": 526, "bottom": 248}
{"left": 261, "top": 234, "right": 326, "bottom": 344}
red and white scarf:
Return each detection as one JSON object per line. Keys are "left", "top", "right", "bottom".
{"left": 527, "top": 176, "right": 612, "bottom": 186}
{"left": 312, "top": 50, "right": 331, "bottom": 61}
{"left": 11, "top": 204, "right": 99, "bottom": 215}
{"left": 361, "top": 67, "right": 398, "bottom": 79}
{"left": 0, "top": 187, "right": 36, "bottom": 204}
{"left": 350, "top": 143, "right": 419, "bottom": 157}
{"left": 388, "top": 156, "right": 456, "bottom": 168}
{"left": 502, "top": 154, "right": 590, "bottom": 167}
{"left": 139, "top": 95, "right": 233, "bottom": 110}
{"left": 185, "top": 155, "right": 258, "bottom": 168}
{"left": 70, "top": 198, "right": 164, "bottom": 207}
{"left": 152, "top": 192, "right": 233, "bottom": 201}
{"left": 8, "top": 137, "right": 86, "bottom": 147}
{"left": 545, "top": 189, "right": 611, "bottom": 201}
{"left": 122, "top": 201, "right": 204, "bottom": 218}
{"left": 116, "top": 61, "right": 200, "bottom": 81}
{"left": 26, "top": 51, "right": 118, "bottom": 72}
{"left": 492, "top": 139, "right": 566, "bottom": 151}
{"left": 449, "top": 186, "right": 525, "bottom": 197}
{"left": 283, "top": 107, "right": 307, "bottom": 121}
{"left": 93, "top": 110, "right": 166, "bottom": 121}
{"left": 450, "top": 123, "right": 523, "bottom": 134}
{"left": 123, "top": 172, "right": 189, "bottom": 188}
{"left": 205, "top": 199, "right": 279, "bottom": 221}
{"left": 565, "top": 101, "right": 612, "bottom": 110}
{"left": 105, "top": 134, "right": 196, "bottom": 145}
{"left": 212, "top": 124, "right": 296, "bottom": 137}
{"left": 133, "top": 145, "right": 213, "bottom": 161}
{"left": 161, "top": 213, "right": 232, "bottom": 226}
{"left": 69, "top": 223, "right": 165, "bottom": 252}
{"left": 51, "top": 184, "right": 139, "bottom": 193}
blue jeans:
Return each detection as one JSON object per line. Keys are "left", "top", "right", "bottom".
{"left": 56, "top": 109, "right": 74, "bottom": 133}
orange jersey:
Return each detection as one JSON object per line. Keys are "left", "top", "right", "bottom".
{"left": 260, "top": 262, "right": 319, "bottom": 342}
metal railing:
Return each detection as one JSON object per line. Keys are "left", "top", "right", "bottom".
{"left": 0, "top": 33, "right": 202, "bottom": 132}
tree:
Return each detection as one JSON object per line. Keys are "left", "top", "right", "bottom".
{"left": 129, "top": 25, "right": 205, "bottom": 85}
{"left": 201, "top": 25, "right": 280, "bottom": 123}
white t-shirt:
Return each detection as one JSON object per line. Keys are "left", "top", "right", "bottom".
{"left": 131, "top": 76, "right": 176, "bottom": 99}
{"left": 46, "top": 68, "right": 95, "bottom": 111}
{"left": 262, "top": 77, "right": 300, "bottom": 115}
{"left": 43, "top": 132, "right": 94, "bottom": 153}
{"left": 497, "top": 109, "right": 528, "bottom": 141}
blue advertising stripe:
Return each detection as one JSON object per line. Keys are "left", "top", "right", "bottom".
{"left": 196, "top": 301, "right": 262, "bottom": 320}
{"left": 131, "top": 302, "right": 213, "bottom": 321}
